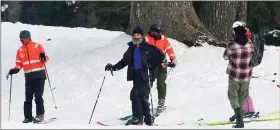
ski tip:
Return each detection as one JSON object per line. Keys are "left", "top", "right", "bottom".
{"left": 97, "top": 121, "right": 109, "bottom": 126}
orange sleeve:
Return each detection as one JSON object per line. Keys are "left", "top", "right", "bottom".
{"left": 15, "top": 50, "right": 23, "bottom": 69}
{"left": 164, "top": 38, "right": 176, "bottom": 60}
{"left": 39, "top": 44, "right": 49, "bottom": 63}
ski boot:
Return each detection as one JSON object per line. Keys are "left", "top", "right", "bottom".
{"left": 22, "top": 117, "right": 34, "bottom": 123}
{"left": 230, "top": 111, "right": 257, "bottom": 122}
{"left": 144, "top": 116, "right": 154, "bottom": 126}
{"left": 243, "top": 112, "right": 255, "bottom": 118}
{"left": 33, "top": 115, "right": 44, "bottom": 123}
{"left": 232, "top": 108, "right": 244, "bottom": 128}
{"left": 156, "top": 99, "right": 165, "bottom": 114}
{"left": 125, "top": 117, "right": 143, "bottom": 125}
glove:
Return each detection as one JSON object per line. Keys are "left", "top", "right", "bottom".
{"left": 167, "top": 59, "right": 176, "bottom": 68}
{"left": 161, "top": 62, "right": 168, "bottom": 68}
{"left": 105, "top": 63, "right": 115, "bottom": 71}
{"left": 9, "top": 68, "right": 20, "bottom": 75}
{"left": 40, "top": 52, "right": 46, "bottom": 62}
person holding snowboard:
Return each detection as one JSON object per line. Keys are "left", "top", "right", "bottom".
{"left": 8, "top": 30, "right": 49, "bottom": 123}
{"left": 145, "top": 24, "right": 176, "bottom": 114}
{"left": 104, "top": 26, "right": 165, "bottom": 126}
{"left": 223, "top": 21, "right": 254, "bottom": 128}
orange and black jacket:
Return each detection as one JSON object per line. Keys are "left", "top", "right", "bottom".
{"left": 145, "top": 33, "right": 176, "bottom": 61}
{"left": 14, "top": 40, "right": 49, "bottom": 81}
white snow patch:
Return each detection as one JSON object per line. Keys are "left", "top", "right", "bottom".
{"left": 1, "top": 22, "right": 279, "bottom": 129}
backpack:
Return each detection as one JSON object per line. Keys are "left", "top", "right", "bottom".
{"left": 251, "top": 34, "right": 265, "bottom": 67}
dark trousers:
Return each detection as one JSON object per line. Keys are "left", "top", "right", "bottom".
{"left": 24, "top": 79, "right": 45, "bottom": 119}
{"left": 130, "top": 70, "right": 152, "bottom": 121}
{"left": 156, "top": 67, "right": 167, "bottom": 99}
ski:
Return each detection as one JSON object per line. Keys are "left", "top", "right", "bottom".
{"left": 97, "top": 121, "right": 184, "bottom": 126}
{"left": 195, "top": 117, "right": 280, "bottom": 126}
{"left": 152, "top": 122, "right": 185, "bottom": 126}
{"left": 33, "top": 117, "right": 57, "bottom": 124}
{"left": 97, "top": 121, "right": 110, "bottom": 126}
{"left": 119, "top": 106, "right": 167, "bottom": 121}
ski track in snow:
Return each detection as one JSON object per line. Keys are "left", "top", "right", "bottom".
{"left": 1, "top": 22, "right": 280, "bottom": 129}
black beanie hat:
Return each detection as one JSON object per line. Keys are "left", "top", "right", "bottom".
{"left": 133, "top": 26, "right": 144, "bottom": 36}
{"left": 19, "top": 30, "right": 31, "bottom": 39}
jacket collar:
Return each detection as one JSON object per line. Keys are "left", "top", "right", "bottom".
{"left": 127, "top": 40, "right": 147, "bottom": 49}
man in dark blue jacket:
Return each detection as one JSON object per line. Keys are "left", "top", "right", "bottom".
{"left": 105, "top": 26, "right": 165, "bottom": 126}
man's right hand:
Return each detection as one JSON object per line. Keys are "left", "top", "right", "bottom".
{"left": 105, "top": 63, "right": 115, "bottom": 71}
{"left": 9, "top": 68, "right": 20, "bottom": 75}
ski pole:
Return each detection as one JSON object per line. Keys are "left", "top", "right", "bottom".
{"left": 89, "top": 71, "right": 108, "bottom": 124}
{"left": 147, "top": 67, "right": 155, "bottom": 118}
{"left": 44, "top": 64, "right": 57, "bottom": 109}
{"left": 253, "top": 72, "right": 278, "bottom": 78}
{"left": 8, "top": 74, "right": 12, "bottom": 121}
{"left": 251, "top": 76, "right": 279, "bottom": 83}
{"left": 167, "top": 68, "right": 174, "bottom": 84}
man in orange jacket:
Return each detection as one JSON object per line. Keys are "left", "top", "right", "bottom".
{"left": 145, "top": 24, "right": 176, "bottom": 114}
{"left": 8, "top": 30, "right": 49, "bottom": 123}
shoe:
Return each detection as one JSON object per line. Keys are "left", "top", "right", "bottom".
{"left": 144, "top": 116, "right": 154, "bottom": 126}
{"left": 33, "top": 115, "right": 44, "bottom": 123}
{"left": 232, "top": 108, "right": 244, "bottom": 128}
{"left": 125, "top": 117, "right": 143, "bottom": 125}
{"left": 243, "top": 112, "right": 255, "bottom": 118}
{"left": 156, "top": 99, "right": 165, "bottom": 114}
{"left": 22, "top": 118, "right": 34, "bottom": 123}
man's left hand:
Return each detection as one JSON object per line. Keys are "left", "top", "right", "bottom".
{"left": 40, "top": 52, "right": 46, "bottom": 62}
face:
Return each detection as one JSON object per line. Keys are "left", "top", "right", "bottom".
{"left": 20, "top": 38, "right": 30, "bottom": 44}
{"left": 150, "top": 31, "right": 160, "bottom": 37}
{"left": 133, "top": 33, "right": 143, "bottom": 40}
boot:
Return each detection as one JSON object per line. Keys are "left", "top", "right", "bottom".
{"left": 144, "top": 116, "right": 154, "bottom": 126}
{"left": 232, "top": 107, "right": 244, "bottom": 128}
{"left": 156, "top": 99, "right": 165, "bottom": 114}
{"left": 125, "top": 117, "right": 143, "bottom": 125}
{"left": 22, "top": 117, "right": 34, "bottom": 123}
{"left": 33, "top": 115, "right": 44, "bottom": 123}
{"left": 243, "top": 112, "right": 255, "bottom": 118}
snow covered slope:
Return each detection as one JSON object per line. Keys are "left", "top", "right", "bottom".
{"left": 1, "top": 22, "right": 280, "bottom": 129}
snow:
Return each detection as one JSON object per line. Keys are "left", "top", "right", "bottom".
{"left": 1, "top": 22, "right": 280, "bottom": 129}
{"left": 268, "top": 30, "right": 280, "bottom": 38}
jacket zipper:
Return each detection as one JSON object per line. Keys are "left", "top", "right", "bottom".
{"left": 25, "top": 44, "right": 33, "bottom": 72}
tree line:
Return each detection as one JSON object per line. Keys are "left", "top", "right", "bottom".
{"left": 1, "top": 1, "right": 280, "bottom": 46}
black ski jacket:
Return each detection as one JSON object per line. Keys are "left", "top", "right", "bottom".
{"left": 113, "top": 40, "right": 165, "bottom": 82}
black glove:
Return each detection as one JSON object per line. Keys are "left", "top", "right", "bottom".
{"left": 9, "top": 68, "right": 20, "bottom": 75}
{"left": 105, "top": 63, "right": 115, "bottom": 71}
{"left": 167, "top": 59, "right": 176, "bottom": 68}
{"left": 40, "top": 52, "right": 46, "bottom": 62}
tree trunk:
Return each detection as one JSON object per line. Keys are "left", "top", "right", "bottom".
{"left": 235, "top": 1, "right": 247, "bottom": 22}
{"left": 199, "top": 1, "right": 247, "bottom": 44}
{"left": 1, "top": 1, "right": 21, "bottom": 23}
{"left": 127, "top": 1, "right": 215, "bottom": 46}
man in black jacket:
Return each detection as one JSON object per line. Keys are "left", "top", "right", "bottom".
{"left": 105, "top": 26, "right": 165, "bottom": 126}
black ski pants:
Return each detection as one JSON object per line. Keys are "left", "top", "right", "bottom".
{"left": 24, "top": 78, "right": 45, "bottom": 120}
{"left": 130, "top": 70, "right": 152, "bottom": 121}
